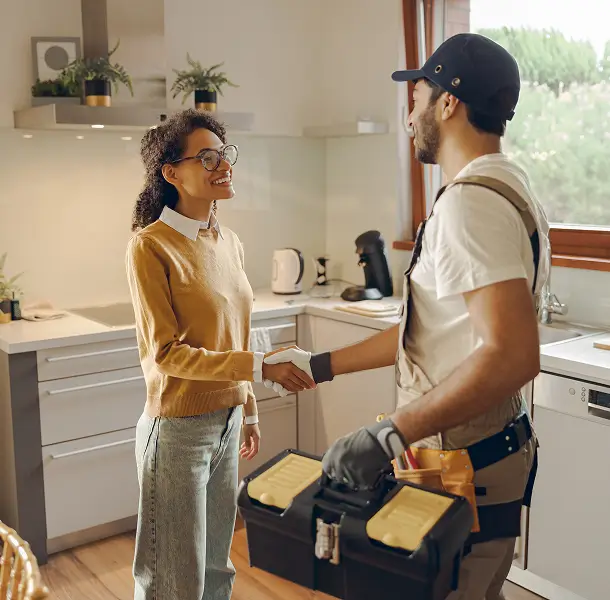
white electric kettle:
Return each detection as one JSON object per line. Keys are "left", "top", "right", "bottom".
{"left": 271, "top": 248, "right": 304, "bottom": 295}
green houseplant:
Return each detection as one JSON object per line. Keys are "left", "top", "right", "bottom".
{"left": 61, "top": 39, "right": 133, "bottom": 107}
{"left": 0, "top": 253, "right": 23, "bottom": 323}
{"left": 31, "top": 77, "right": 80, "bottom": 106}
{"left": 171, "top": 55, "right": 238, "bottom": 111}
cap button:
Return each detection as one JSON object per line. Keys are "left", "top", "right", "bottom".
{"left": 451, "top": 77, "right": 461, "bottom": 87}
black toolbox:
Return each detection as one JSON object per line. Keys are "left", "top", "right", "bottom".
{"left": 237, "top": 449, "right": 474, "bottom": 600}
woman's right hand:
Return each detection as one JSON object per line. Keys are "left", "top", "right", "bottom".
{"left": 262, "top": 361, "right": 316, "bottom": 393}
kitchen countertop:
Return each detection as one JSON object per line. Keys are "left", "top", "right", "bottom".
{"left": 0, "top": 293, "right": 401, "bottom": 355}
{"left": 540, "top": 332, "right": 610, "bottom": 386}
{"left": 1, "top": 293, "right": 608, "bottom": 385}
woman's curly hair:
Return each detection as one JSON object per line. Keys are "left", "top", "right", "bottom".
{"left": 131, "top": 109, "right": 227, "bottom": 231}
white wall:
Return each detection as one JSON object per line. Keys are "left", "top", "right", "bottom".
{"left": 0, "top": 128, "right": 326, "bottom": 308}
{"left": 320, "top": 0, "right": 403, "bottom": 130}
{"left": 0, "top": 0, "right": 82, "bottom": 126}
{"left": 107, "top": 0, "right": 166, "bottom": 107}
{"left": 164, "top": 0, "right": 325, "bottom": 136}
{"left": 321, "top": 0, "right": 403, "bottom": 289}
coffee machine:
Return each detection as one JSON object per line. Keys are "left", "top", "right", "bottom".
{"left": 341, "top": 230, "right": 393, "bottom": 302}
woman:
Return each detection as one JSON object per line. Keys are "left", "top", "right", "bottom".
{"left": 126, "top": 109, "right": 315, "bottom": 600}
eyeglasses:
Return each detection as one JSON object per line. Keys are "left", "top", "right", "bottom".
{"left": 172, "top": 144, "right": 238, "bottom": 171}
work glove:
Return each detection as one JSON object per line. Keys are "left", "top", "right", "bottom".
{"left": 263, "top": 347, "right": 334, "bottom": 396}
{"left": 321, "top": 418, "right": 408, "bottom": 490}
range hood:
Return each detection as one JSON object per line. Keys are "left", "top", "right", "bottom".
{"left": 13, "top": 0, "right": 254, "bottom": 132}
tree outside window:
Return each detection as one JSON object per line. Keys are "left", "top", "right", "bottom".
{"left": 471, "top": 1, "right": 610, "bottom": 228}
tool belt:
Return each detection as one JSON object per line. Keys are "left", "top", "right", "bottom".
{"left": 388, "top": 412, "right": 536, "bottom": 541}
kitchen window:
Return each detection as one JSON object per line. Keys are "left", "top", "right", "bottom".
{"left": 394, "top": 0, "right": 610, "bottom": 273}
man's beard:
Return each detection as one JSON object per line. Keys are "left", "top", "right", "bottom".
{"left": 415, "top": 106, "right": 440, "bottom": 165}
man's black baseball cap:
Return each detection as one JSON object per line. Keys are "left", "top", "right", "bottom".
{"left": 392, "top": 33, "right": 520, "bottom": 121}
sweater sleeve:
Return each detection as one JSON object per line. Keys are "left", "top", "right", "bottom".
{"left": 126, "top": 234, "right": 255, "bottom": 382}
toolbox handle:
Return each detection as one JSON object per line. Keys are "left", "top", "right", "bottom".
{"left": 318, "top": 472, "right": 392, "bottom": 507}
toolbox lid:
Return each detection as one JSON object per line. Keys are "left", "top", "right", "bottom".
{"left": 248, "top": 453, "right": 322, "bottom": 510}
{"left": 366, "top": 485, "right": 455, "bottom": 551}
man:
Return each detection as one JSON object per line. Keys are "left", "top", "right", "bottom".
{"left": 265, "top": 33, "right": 550, "bottom": 599}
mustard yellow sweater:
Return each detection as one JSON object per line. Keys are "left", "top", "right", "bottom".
{"left": 125, "top": 216, "right": 259, "bottom": 418}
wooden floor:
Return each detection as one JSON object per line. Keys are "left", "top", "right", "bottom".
{"left": 40, "top": 525, "right": 542, "bottom": 600}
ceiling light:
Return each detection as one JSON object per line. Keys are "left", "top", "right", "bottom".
{"left": 76, "top": 135, "right": 85, "bottom": 140}
{"left": 23, "top": 134, "right": 33, "bottom": 139}
{"left": 121, "top": 136, "right": 132, "bottom": 141}
{"left": 91, "top": 124, "right": 104, "bottom": 129}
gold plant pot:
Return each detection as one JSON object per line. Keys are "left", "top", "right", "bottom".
{"left": 195, "top": 90, "right": 217, "bottom": 112}
{"left": 85, "top": 80, "right": 112, "bottom": 107}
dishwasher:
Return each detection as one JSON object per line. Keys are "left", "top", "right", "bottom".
{"left": 527, "top": 371, "right": 610, "bottom": 600}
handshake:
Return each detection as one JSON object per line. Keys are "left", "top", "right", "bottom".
{"left": 260, "top": 347, "right": 334, "bottom": 396}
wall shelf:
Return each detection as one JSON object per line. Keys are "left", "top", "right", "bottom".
{"left": 303, "top": 120, "right": 389, "bottom": 138}
{"left": 13, "top": 104, "right": 255, "bottom": 133}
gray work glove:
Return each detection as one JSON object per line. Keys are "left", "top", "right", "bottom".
{"left": 321, "top": 418, "right": 408, "bottom": 490}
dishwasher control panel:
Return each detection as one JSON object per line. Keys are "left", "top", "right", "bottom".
{"left": 534, "top": 372, "right": 610, "bottom": 425}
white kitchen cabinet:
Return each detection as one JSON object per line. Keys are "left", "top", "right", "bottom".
{"left": 528, "top": 400, "right": 610, "bottom": 600}
{"left": 39, "top": 366, "right": 145, "bottom": 446}
{"left": 37, "top": 337, "right": 140, "bottom": 381}
{"left": 299, "top": 316, "right": 396, "bottom": 455}
{"left": 238, "top": 395, "right": 298, "bottom": 481}
{"left": 42, "top": 427, "right": 139, "bottom": 544}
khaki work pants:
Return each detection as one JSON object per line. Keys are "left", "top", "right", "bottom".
{"left": 446, "top": 536, "right": 515, "bottom": 600}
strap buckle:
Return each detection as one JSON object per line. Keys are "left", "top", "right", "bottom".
{"left": 506, "top": 415, "right": 530, "bottom": 451}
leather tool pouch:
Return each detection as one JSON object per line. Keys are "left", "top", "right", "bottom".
{"left": 393, "top": 448, "right": 481, "bottom": 533}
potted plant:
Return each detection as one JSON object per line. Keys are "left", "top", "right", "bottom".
{"left": 171, "top": 55, "right": 238, "bottom": 111}
{"left": 31, "top": 77, "right": 80, "bottom": 106}
{"left": 61, "top": 39, "right": 133, "bottom": 107}
{"left": 0, "top": 253, "right": 23, "bottom": 323}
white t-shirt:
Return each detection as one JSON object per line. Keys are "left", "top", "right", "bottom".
{"left": 404, "top": 154, "right": 551, "bottom": 393}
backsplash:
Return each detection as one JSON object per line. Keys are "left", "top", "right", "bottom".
{"left": 0, "top": 128, "right": 326, "bottom": 308}
{"left": 325, "top": 134, "right": 402, "bottom": 287}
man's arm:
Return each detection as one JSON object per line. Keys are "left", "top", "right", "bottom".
{"left": 391, "top": 278, "right": 540, "bottom": 444}
{"left": 330, "top": 323, "right": 400, "bottom": 376}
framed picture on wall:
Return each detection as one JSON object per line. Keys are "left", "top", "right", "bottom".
{"left": 31, "top": 37, "right": 82, "bottom": 82}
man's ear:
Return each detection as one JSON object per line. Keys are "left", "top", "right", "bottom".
{"left": 440, "top": 93, "right": 460, "bottom": 121}
{"left": 161, "top": 163, "right": 179, "bottom": 185}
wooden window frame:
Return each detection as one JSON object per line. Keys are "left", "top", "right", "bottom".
{"left": 392, "top": 0, "right": 610, "bottom": 273}
{"left": 393, "top": 0, "right": 432, "bottom": 253}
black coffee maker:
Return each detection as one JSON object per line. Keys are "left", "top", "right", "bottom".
{"left": 341, "top": 230, "right": 393, "bottom": 302}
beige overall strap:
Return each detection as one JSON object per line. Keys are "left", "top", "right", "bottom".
{"left": 446, "top": 175, "right": 538, "bottom": 238}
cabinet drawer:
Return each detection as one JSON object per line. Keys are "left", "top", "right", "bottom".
{"left": 39, "top": 366, "right": 145, "bottom": 446}
{"left": 251, "top": 316, "right": 296, "bottom": 347}
{"left": 37, "top": 337, "right": 140, "bottom": 382}
{"left": 239, "top": 395, "right": 297, "bottom": 480}
{"left": 43, "top": 428, "right": 139, "bottom": 540}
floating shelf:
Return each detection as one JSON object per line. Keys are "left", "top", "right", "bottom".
{"left": 13, "top": 104, "right": 255, "bottom": 132}
{"left": 303, "top": 120, "right": 389, "bottom": 138}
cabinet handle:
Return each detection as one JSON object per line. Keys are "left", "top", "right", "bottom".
{"left": 252, "top": 324, "right": 295, "bottom": 334}
{"left": 588, "top": 403, "right": 610, "bottom": 421}
{"left": 47, "top": 375, "right": 144, "bottom": 396}
{"left": 50, "top": 438, "right": 136, "bottom": 460}
{"left": 46, "top": 345, "right": 138, "bottom": 362}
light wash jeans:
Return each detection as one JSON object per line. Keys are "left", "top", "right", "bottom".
{"left": 133, "top": 405, "right": 242, "bottom": 600}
